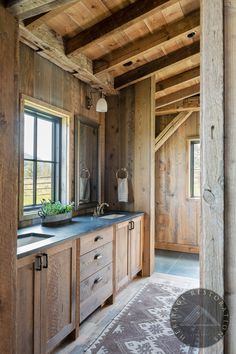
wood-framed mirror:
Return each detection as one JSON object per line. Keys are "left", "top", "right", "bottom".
{"left": 75, "top": 116, "right": 99, "bottom": 209}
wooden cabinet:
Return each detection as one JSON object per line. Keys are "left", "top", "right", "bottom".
{"left": 79, "top": 227, "right": 113, "bottom": 322}
{"left": 16, "top": 240, "right": 76, "bottom": 354}
{"left": 115, "top": 216, "right": 143, "bottom": 292}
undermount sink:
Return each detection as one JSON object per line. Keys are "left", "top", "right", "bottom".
{"left": 17, "top": 233, "right": 54, "bottom": 248}
{"left": 99, "top": 214, "right": 126, "bottom": 220}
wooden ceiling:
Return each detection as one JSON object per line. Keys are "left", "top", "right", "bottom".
{"left": 6, "top": 0, "right": 200, "bottom": 114}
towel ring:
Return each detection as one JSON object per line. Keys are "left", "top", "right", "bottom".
{"left": 80, "top": 168, "right": 90, "bottom": 178}
{"left": 116, "top": 168, "right": 129, "bottom": 179}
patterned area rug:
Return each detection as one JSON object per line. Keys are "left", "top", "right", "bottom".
{"left": 85, "top": 282, "right": 199, "bottom": 354}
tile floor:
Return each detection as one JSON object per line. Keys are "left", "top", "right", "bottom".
{"left": 155, "top": 249, "right": 199, "bottom": 279}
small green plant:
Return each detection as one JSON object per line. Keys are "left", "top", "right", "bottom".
{"left": 38, "top": 199, "right": 74, "bottom": 217}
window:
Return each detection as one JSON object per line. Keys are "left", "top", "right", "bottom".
{"left": 189, "top": 139, "right": 200, "bottom": 198}
{"left": 24, "top": 108, "right": 62, "bottom": 210}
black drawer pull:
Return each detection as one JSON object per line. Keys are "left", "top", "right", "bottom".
{"left": 94, "top": 235, "right": 103, "bottom": 242}
{"left": 42, "top": 253, "right": 48, "bottom": 269}
{"left": 94, "top": 253, "right": 102, "bottom": 260}
{"left": 128, "top": 221, "right": 132, "bottom": 230}
{"left": 94, "top": 276, "right": 103, "bottom": 284}
{"left": 35, "top": 255, "right": 42, "bottom": 271}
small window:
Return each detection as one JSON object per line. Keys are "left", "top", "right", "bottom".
{"left": 189, "top": 139, "right": 200, "bottom": 198}
{"left": 23, "top": 108, "right": 62, "bottom": 211}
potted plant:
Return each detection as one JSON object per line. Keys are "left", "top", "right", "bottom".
{"left": 38, "top": 199, "right": 74, "bottom": 226}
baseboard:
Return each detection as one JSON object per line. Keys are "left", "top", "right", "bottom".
{"left": 155, "top": 242, "right": 199, "bottom": 254}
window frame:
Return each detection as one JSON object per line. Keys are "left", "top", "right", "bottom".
{"left": 23, "top": 108, "right": 62, "bottom": 211}
{"left": 188, "top": 137, "right": 200, "bottom": 199}
{"left": 19, "top": 95, "right": 72, "bottom": 222}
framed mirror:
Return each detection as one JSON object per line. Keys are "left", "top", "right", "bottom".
{"left": 75, "top": 116, "right": 99, "bottom": 209}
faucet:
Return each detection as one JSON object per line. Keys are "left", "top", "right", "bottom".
{"left": 94, "top": 202, "right": 109, "bottom": 217}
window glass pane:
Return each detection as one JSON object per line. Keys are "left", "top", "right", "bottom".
{"left": 24, "top": 160, "right": 34, "bottom": 206}
{"left": 24, "top": 114, "right": 34, "bottom": 159}
{"left": 37, "top": 118, "right": 53, "bottom": 161}
{"left": 193, "top": 142, "right": 200, "bottom": 197}
{"left": 36, "top": 162, "right": 53, "bottom": 204}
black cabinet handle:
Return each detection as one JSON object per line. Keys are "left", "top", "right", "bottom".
{"left": 42, "top": 253, "right": 48, "bottom": 269}
{"left": 35, "top": 255, "right": 42, "bottom": 271}
{"left": 94, "top": 235, "right": 103, "bottom": 242}
{"left": 94, "top": 253, "right": 102, "bottom": 260}
{"left": 94, "top": 276, "right": 103, "bottom": 284}
{"left": 128, "top": 221, "right": 132, "bottom": 230}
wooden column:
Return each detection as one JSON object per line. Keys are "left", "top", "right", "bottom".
{"left": 200, "top": 0, "right": 224, "bottom": 353}
{"left": 0, "top": 5, "right": 18, "bottom": 354}
{"left": 225, "top": 1, "right": 236, "bottom": 352}
{"left": 134, "top": 77, "right": 155, "bottom": 276}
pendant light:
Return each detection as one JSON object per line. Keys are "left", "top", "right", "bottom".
{"left": 96, "top": 92, "right": 108, "bottom": 113}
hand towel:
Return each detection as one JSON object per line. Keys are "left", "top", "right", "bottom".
{"left": 80, "top": 177, "right": 90, "bottom": 203}
{"left": 117, "top": 177, "right": 128, "bottom": 202}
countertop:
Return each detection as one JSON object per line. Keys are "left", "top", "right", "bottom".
{"left": 17, "top": 211, "right": 144, "bottom": 259}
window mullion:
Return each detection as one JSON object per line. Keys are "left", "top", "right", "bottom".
{"left": 33, "top": 115, "right": 37, "bottom": 205}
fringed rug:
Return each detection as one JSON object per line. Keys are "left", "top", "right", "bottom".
{"left": 85, "top": 282, "right": 199, "bottom": 354}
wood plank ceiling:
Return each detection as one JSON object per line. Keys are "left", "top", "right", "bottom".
{"left": 6, "top": 0, "right": 200, "bottom": 114}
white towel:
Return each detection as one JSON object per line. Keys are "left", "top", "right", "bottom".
{"left": 117, "top": 177, "right": 128, "bottom": 202}
{"left": 80, "top": 177, "right": 90, "bottom": 203}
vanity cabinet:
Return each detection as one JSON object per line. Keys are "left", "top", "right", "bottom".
{"left": 115, "top": 216, "right": 143, "bottom": 292}
{"left": 16, "top": 240, "right": 76, "bottom": 354}
{"left": 79, "top": 227, "right": 113, "bottom": 322}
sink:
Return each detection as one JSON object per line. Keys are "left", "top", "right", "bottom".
{"left": 99, "top": 214, "right": 126, "bottom": 220}
{"left": 17, "top": 233, "right": 54, "bottom": 248}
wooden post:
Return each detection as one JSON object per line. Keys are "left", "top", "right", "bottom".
{"left": 0, "top": 5, "right": 18, "bottom": 353}
{"left": 225, "top": 1, "right": 236, "bottom": 352}
{"left": 200, "top": 0, "right": 224, "bottom": 353}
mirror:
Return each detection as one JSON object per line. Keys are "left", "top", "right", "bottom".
{"left": 75, "top": 116, "right": 99, "bottom": 208}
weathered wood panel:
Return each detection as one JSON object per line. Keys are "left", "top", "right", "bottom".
{"left": 225, "top": 1, "right": 236, "bottom": 352}
{"left": 105, "top": 78, "right": 155, "bottom": 276}
{"left": 0, "top": 6, "right": 18, "bottom": 353}
{"left": 155, "top": 112, "right": 200, "bottom": 252}
{"left": 201, "top": 0, "right": 224, "bottom": 353}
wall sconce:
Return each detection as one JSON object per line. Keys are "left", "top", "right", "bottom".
{"left": 86, "top": 90, "right": 108, "bottom": 113}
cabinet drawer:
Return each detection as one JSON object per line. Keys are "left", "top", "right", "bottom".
{"left": 80, "top": 263, "right": 113, "bottom": 322}
{"left": 80, "top": 227, "right": 113, "bottom": 255}
{"left": 80, "top": 242, "right": 112, "bottom": 281}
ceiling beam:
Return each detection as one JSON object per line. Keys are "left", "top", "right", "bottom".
{"left": 114, "top": 41, "right": 200, "bottom": 89}
{"left": 94, "top": 9, "right": 200, "bottom": 75}
{"left": 6, "top": 0, "right": 79, "bottom": 20}
{"left": 65, "top": 0, "right": 180, "bottom": 56}
{"left": 155, "top": 111, "right": 193, "bottom": 151}
{"left": 155, "top": 96, "right": 200, "bottom": 115}
{"left": 19, "top": 24, "right": 117, "bottom": 94}
{"left": 156, "top": 83, "right": 200, "bottom": 108}
{"left": 155, "top": 66, "right": 200, "bottom": 94}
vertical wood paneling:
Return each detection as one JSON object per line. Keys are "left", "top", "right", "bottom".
{"left": 0, "top": 6, "right": 18, "bottom": 353}
{"left": 155, "top": 113, "right": 200, "bottom": 252}
{"left": 201, "top": 0, "right": 224, "bottom": 353}
{"left": 225, "top": 1, "right": 236, "bottom": 352}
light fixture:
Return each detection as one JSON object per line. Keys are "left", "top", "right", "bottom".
{"left": 96, "top": 92, "right": 108, "bottom": 113}
{"left": 86, "top": 90, "right": 108, "bottom": 113}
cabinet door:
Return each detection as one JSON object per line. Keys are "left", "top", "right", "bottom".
{"left": 115, "top": 221, "right": 130, "bottom": 292}
{"left": 41, "top": 241, "right": 76, "bottom": 353}
{"left": 130, "top": 217, "right": 143, "bottom": 278}
{"left": 16, "top": 255, "right": 41, "bottom": 354}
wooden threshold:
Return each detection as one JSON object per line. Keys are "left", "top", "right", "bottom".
{"left": 155, "top": 242, "right": 199, "bottom": 254}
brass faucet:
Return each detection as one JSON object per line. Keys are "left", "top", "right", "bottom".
{"left": 94, "top": 202, "right": 109, "bottom": 217}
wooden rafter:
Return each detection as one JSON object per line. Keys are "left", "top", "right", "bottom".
{"left": 114, "top": 41, "right": 200, "bottom": 89}
{"left": 155, "top": 67, "right": 200, "bottom": 93}
{"left": 65, "top": 0, "right": 180, "bottom": 56}
{"left": 156, "top": 83, "right": 200, "bottom": 108}
{"left": 94, "top": 10, "right": 200, "bottom": 75}
{"left": 155, "top": 96, "right": 200, "bottom": 115}
{"left": 155, "top": 111, "right": 193, "bottom": 151}
{"left": 6, "top": 0, "right": 79, "bottom": 20}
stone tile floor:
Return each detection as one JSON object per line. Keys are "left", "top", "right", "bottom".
{"left": 155, "top": 249, "right": 199, "bottom": 279}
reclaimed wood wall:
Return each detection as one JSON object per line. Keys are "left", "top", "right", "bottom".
{"left": 0, "top": 5, "right": 18, "bottom": 353}
{"left": 105, "top": 78, "right": 155, "bottom": 276}
{"left": 155, "top": 112, "right": 200, "bottom": 253}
